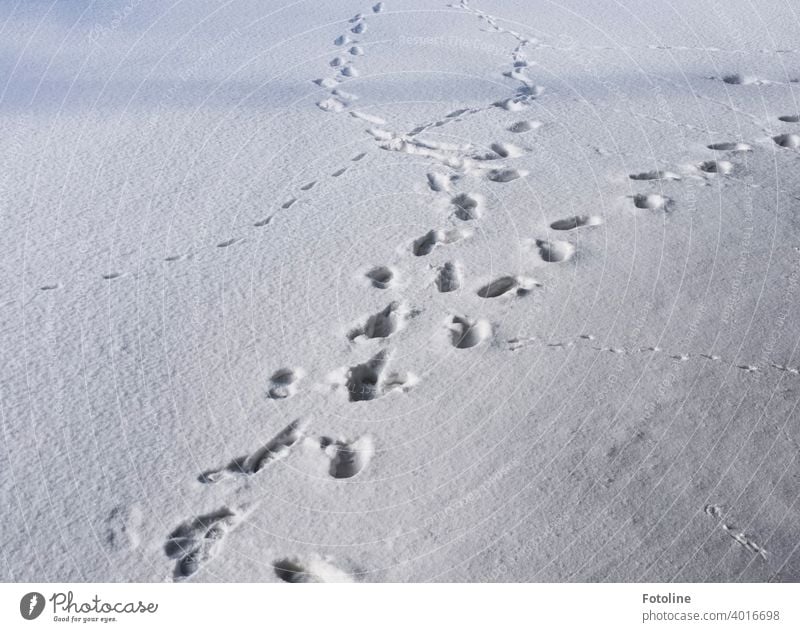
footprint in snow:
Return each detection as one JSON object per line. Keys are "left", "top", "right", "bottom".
{"left": 550, "top": 215, "right": 602, "bottom": 231}
{"left": 347, "top": 302, "right": 409, "bottom": 342}
{"left": 317, "top": 97, "right": 347, "bottom": 113}
{"left": 104, "top": 504, "right": 143, "bottom": 551}
{"left": 447, "top": 315, "right": 491, "bottom": 348}
{"left": 698, "top": 160, "right": 733, "bottom": 174}
{"left": 273, "top": 555, "right": 353, "bottom": 583}
{"left": 267, "top": 368, "right": 303, "bottom": 400}
{"left": 476, "top": 276, "right": 538, "bottom": 298}
{"left": 507, "top": 120, "right": 541, "bottom": 133}
{"left": 318, "top": 435, "right": 375, "bottom": 479}
{"left": 535, "top": 239, "right": 575, "bottom": 263}
{"left": 198, "top": 418, "right": 310, "bottom": 484}
{"left": 365, "top": 266, "right": 396, "bottom": 289}
{"left": 427, "top": 172, "right": 455, "bottom": 192}
{"left": 721, "top": 73, "right": 760, "bottom": 85}
{"left": 487, "top": 168, "right": 528, "bottom": 183}
{"left": 629, "top": 170, "right": 680, "bottom": 181}
{"left": 412, "top": 228, "right": 470, "bottom": 256}
{"left": 707, "top": 142, "right": 752, "bottom": 152}
{"left": 451, "top": 192, "right": 484, "bottom": 220}
{"left": 330, "top": 349, "right": 417, "bottom": 402}
{"left": 217, "top": 237, "right": 243, "bottom": 248}
{"left": 165, "top": 505, "right": 253, "bottom": 580}
{"left": 773, "top": 134, "right": 800, "bottom": 149}
{"left": 435, "top": 261, "right": 463, "bottom": 293}
{"left": 632, "top": 193, "right": 668, "bottom": 210}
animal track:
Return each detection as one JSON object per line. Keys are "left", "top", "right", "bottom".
{"left": 412, "top": 228, "right": 470, "bottom": 256}
{"left": 704, "top": 504, "right": 768, "bottom": 559}
{"left": 314, "top": 77, "right": 338, "bottom": 88}
{"left": 632, "top": 193, "right": 668, "bottom": 210}
{"left": 778, "top": 114, "right": 800, "bottom": 123}
{"left": 317, "top": 97, "right": 347, "bottom": 112}
{"left": 535, "top": 239, "right": 575, "bottom": 263}
{"left": 629, "top": 170, "right": 680, "bottom": 181}
{"left": 165, "top": 506, "right": 251, "bottom": 580}
{"left": 254, "top": 216, "right": 273, "bottom": 227}
{"left": 273, "top": 556, "right": 353, "bottom": 583}
{"left": 365, "top": 266, "right": 395, "bottom": 289}
{"left": 721, "top": 73, "right": 758, "bottom": 85}
{"left": 773, "top": 133, "right": 800, "bottom": 149}
{"left": 707, "top": 142, "right": 752, "bottom": 152}
{"left": 549, "top": 215, "right": 602, "bottom": 231}
{"left": 507, "top": 120, "right": 541, "bottom": 133}
{"left": 217, "top": 237, "right": 243, "bottom": 248}
{"left": 447, "top": 315, "right": 491, "bottom": 348}
{"left": 282, "top": 198, "right": 297, "bottom": 209}
{"left": 451, "top": 192, "right": 484, "bottom": 220}
{"left": 347, "top": 302, "right": 408, "bottom": 341}
{"left": 494, "top": 97, "right": 528, "bottom": 112}
{"left": 319, "top": 435, "right": 375, "bottom": 478}
{"left": 487, "top": 167, "right": 528, "bottom": 182}
{"left": 427, "top": 172, "right": 453, "bottom": 192}
{"left": 198, "top": 418, "right": 309, "bottom": 484}
{"left": 331, "top": 350, "right": 416, "bottom": 402}
{"left": 104, "top": 505, "right": 142, "bottom": 551}
{"left": 267, "top": 368, "right": 303, "bottom": 399}
{"left": 699, "top": 160, "right": 733, "bottom": 174}
{"left": 350, "top": 110, "right": 385, "bottom": 125}
{"left": 436, "top": 261, "right": 463, "bottom": 293}
{"left": 476, "top": 275, "right": 538, "bottom": 298}
{"left": 484, "top": 142, "right": 525, "bottom": 159}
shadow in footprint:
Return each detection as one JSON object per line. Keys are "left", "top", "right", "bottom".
{"left": 629, "top": 170, "right": 680, "bottom": 181}
{"left": 436, "top": 262, "right": 463, "bottom": 293}
{"left": 332, "top": 350, "right": 416, "bottom": 402}
{"left": 707, "top": 142, "right": 752, "bottom": 152}
{"left": 550, "top": 215, "right": 602, "bottom": 231}
{"left": 347, "top": 302, "right": 408, "bottom": 342}
{"left": 412, "top": 228, "right": 469, "bottom": 256}
{"left": 632, "top": 193, "right": 668, "bottom": 210}
{"left": 165, "top": 506, "right": 251, "bottom": 580}
{"left": 477, "top": 276, "right": 538, "bottom": 298}
{"left": 198, "top": 418, "right": 309, "bottom": 484}
{"left": 451, "top": 193, "right": 483, "bottom": 220}
{"left": 535, "top": 239, "right": 575, "bottom": 263}
{"left": 365, "top": 266, "right": 395, "bottom": 289}
{"left": 319, "top": 435, "right": 374, "bottom": 479}
{"left": 273, "top": 556, "right": 353, "bottom": 583}
{"left": 448, "top": 315, "right": 491, "bottom": 349}
{"left": 774, "top": 134, "right": 800, "bottom": 149}
{"left": 267, "top": 368, "right": 303, "bottom": 399}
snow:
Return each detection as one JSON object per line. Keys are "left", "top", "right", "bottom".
{"left": 1, "top": 0, "right": 799, "bottom": 582}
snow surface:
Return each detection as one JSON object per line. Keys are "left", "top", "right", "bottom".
{"left": 1, "top": 0, "right": 799, "bottom": 582}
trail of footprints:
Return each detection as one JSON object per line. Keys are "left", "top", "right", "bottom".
{"left": 160, "top": 0, "right": 791, "bottom": 580}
